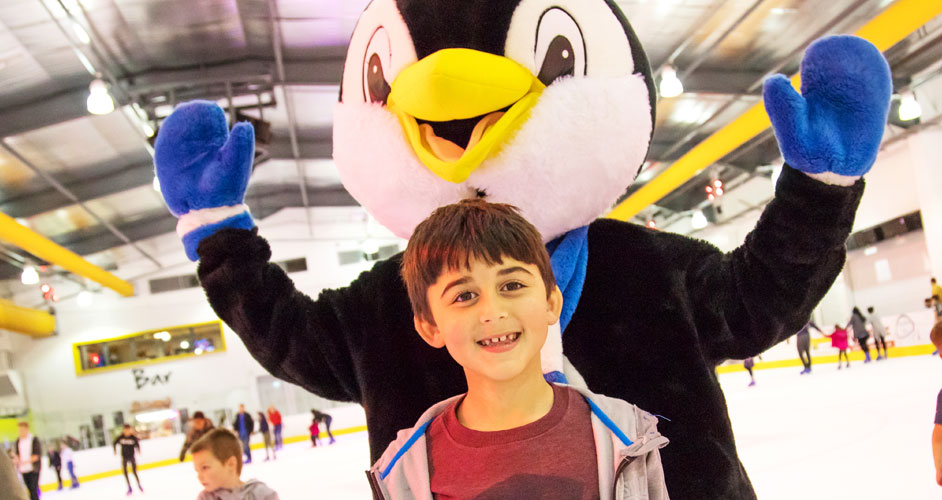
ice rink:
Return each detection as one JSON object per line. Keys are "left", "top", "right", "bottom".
{"left": 34, "top": 353, "right": 942, "bottom": 499}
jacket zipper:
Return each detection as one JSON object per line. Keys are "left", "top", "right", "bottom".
{"left": 611, "top": 455, "right": 637, "bottom": 500}
{"left": 365, "top": 470, "right": 386, "bottom": 500}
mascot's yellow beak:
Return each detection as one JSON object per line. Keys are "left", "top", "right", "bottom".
{"left": 388, "top": 49, "right": 545, "bottom": 184}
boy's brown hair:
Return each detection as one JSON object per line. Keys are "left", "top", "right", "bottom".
{"left": 189, "top": 428, "right": 243, "bottom": 474}
{"left": 931, "top": 321, "right": 942, "bottom": 350}
{"left": 402, "top": 199, "right": 556, "bottom": 324}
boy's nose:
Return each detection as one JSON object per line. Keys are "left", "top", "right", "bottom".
{"left": 478, "top": 295, "right": 509, "bottom": 324}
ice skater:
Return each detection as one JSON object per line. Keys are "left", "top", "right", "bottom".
{"left": 60, "top": 440, "right": 79, "bottom": 488}
{"left": 266, "top": 406, "right": 282, "bottom": 451}
{"left": 866, "top": 306, "right": 889, "bottom": 360}
{"left": 13, "top": 421, "right": 41, "bottom": 500}
{"left": 181, "top": 411, "right": 214, "bottom": 462}
{"left": 256, "top": 412, "right": 275, "bottom": 461}
{"left": 823, "top": 325, "right": 850, "bottom": 369}
{"left": 47, "top": 440, "right": 62, "bottom": 490}
{"left": 232, "top": 404, "right": 254, "bottom": 464}
{"left": 795, "top": 321, "right": 822, "bottom": 374}
{"left": 112, "top": 424, "right": 143, "bottom": 495}
{"left": 744, "top": 358, "right": 757, "bottom": 387}
{"left": 848, "top": 307, "right": 871, "bottom": 363}
{"left": 308, "top": 417, "right": 320, "bottom": 447}
{"left": 311, "top": 408, "right": 335, "bottom": 444}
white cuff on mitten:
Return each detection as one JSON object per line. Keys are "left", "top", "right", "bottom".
{"left": 176, "top": 205, "right": 251, "bottom": 238}
{"left": 804, "top": 171, "right": 860, "bottom": 187}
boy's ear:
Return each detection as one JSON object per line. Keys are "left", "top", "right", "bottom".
{"left": 414, "top": 315, "right": 445, "bottom": 348}
{"left": 225, "top": 455, "right": 238, "bottom": 471}
{"left": 547, "top": 285, "right": 563, "bottom": 324}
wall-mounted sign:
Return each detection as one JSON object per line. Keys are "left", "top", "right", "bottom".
{"left": 132, "top": 369, "right": 172, "bottom": 390}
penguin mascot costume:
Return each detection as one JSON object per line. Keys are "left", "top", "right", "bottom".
{"left": 153, "top": 1, "right": 891, "bottom": 498}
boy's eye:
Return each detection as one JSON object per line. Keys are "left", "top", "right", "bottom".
{"left": 502, "top": 281, "right": 525, "bottom": 292}
{"left": 454, "top": 291, "right": 477, "bottom": 303}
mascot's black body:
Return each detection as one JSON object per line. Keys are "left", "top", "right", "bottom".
{"left": 155, "top": 0, "right": 891, "bottom": 498}
{"left": 198, "top": 170, "right": 860, "bottom": 499}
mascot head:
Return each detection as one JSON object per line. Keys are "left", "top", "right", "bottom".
{"left": 333, "top": 0, "right": 655, "bottom": 241}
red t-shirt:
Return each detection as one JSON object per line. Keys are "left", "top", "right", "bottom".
{"left": 427, "top": 384, "right": 600, "bottom": 500}
{"left": 268, "top": 410, "right": 282, "bottom": 426}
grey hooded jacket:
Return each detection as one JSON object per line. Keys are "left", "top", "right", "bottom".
{"left": 367, "top": 384, "right": 670, "bottom": 500}
{"left": 196, "top": 479, "right": 280, "bottom": 500}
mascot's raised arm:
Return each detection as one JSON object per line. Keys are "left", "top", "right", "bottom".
{"left": 154, "top": 1, "right": 891, "bottom": 498}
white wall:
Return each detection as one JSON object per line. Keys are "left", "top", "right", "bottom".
{"left": 8, "top": 208, "right": 405, "bottom": 447}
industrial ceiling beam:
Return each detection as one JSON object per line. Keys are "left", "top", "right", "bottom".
{"left": 46, "top": 185, "right": 358, "bottom": 258}
{"left": 608, "top": 0, "right": 942, "bottom": 222}
{"left": 0, "top": 211, "right": 133, "bottom": 297}
{"left": 0, "top": 298, "right": 55, "bottom": 337}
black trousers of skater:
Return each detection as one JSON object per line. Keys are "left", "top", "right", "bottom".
{"left": 122, "top": 457, "right": 141, "bottom": 490}
{"left": 796, "top": 332, "right": 811, "bottom": 370}
{"left": 22, "top": 471, "right": 40, "bottom": 500}
{"left": 873, "top": 335, "right": 888, "bottom": 355}
{"left": 52, "top": 464, "right": 63, "bottom": 489}
{"left": 857, "top": 336, "right": 870, "bottom": 357}
{"left": 323, "top": 415, "right": 334, "bottom": 441}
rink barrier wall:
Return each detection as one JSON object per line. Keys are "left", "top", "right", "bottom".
{"left": 716, "top": 343, "right": 934, "bottom": 374}
{"left": 36, "top": 343, "right": 935, "bottom": 491}
{"left": 38, "top": 424, "right": 368, "bottom": 492}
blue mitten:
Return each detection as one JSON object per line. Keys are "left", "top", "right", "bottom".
{"left": 154, "top": 101, "right": 256, "bottom": 261}
{"left": 764, "top": 36, "right": 891, "bottom": 179}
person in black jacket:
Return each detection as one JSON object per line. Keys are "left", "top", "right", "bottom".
{"left": 232, "top": 404, "right": 254, "bottom": 464}
{"left": 311, "top": 409, "right": 335, "bottom": 444}
{"left": 13, "top": 422, "right": 41, "bottom": 500}
{"left": 112, "top": 424, "right": 142, "bottom": 495}
{"left": 47, "top": 440, "right": 63, "bottom": 490}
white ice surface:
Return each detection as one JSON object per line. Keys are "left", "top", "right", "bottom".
{"left": 35, "top": 355, "right": 942, "bottom": 499}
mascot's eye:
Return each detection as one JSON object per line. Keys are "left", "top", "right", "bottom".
{"left": 363, "top": 27, "right": 392, "bottom": 104}
{"left": 538, "top": 36, "right": 576, "bottom": 85}
{"left": 366, "top": 54, "right": 391, "bottom": 103}
{"left": 534, "top": 8, "right": 586, "bottom": 85}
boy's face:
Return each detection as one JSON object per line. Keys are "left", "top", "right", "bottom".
{"left": 415, "top": 257, "right": 562, "bottom": 385}
{"left": 122, "top": 427, "right": 131, "bottom": 436}
{"left": 192, "top": 450, "right": 238, "bottom": 492}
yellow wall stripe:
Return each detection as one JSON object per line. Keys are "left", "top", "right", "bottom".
{"left": 607, "top": 0, "right": 942, "bottom": 221}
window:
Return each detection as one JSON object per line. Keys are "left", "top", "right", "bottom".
{"left": 73, "top": 321, "right": 226, "bottom": 376}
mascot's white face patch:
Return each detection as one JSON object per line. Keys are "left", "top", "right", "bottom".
{"left": 333, "top": 0, "right": 653, "bottom": 240}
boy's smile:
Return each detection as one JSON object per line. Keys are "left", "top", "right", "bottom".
{"left": 415, "top": 256, "right": 562, "bottom": 383}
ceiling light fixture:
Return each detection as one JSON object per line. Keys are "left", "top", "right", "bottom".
{"left": 691, "top": 210, "right": 709, "bottom": 230}
{"left": 898, "top": 91, "right": 922, "bottom": 121}
{"left": 87, "top": 78, "right": 114, "bottom": 115}
{"left": 20, "top": 265, "right": 39, "bottom": 285}
{"left": 77, "top": 289, "right": 93, "bottom": 308}
{"left": 71, "top": 21, "right": 90, "bottom": 44}
{"left": 660, "top": 65, "right": 684, "bottom": 99}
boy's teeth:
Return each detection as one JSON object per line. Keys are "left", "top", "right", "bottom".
{"left": 479, "top": 333, "right": 519, "bottom": 346}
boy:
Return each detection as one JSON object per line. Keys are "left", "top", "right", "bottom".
{"left": 368, "top": 199, "right": 669, "bottom": 499}
{"left": 190, "top": 429, "right": 279, "bottom": 500}
{"left": 113, "top": 424, "right": 143, "bottom": 495}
